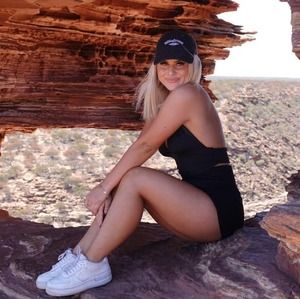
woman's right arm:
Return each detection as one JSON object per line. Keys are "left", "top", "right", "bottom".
{"left": 86, "top": 85, "right": 196, "bottom": 217}
{"left": 85, "top": 120, "right": 152, "bottom": 217}
{"left": 138, "top": 120, "right": 153, "bottom": 139}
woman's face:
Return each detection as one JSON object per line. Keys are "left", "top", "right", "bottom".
{"left": 156, "top": 59, "right": 189, "bottom": 91}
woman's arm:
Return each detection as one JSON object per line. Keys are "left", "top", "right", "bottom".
{"left": 86, "top": 85, "right": 200, "bottom": 217}
{"left": 101, "top": 85, "right": 198, "bottom": 194}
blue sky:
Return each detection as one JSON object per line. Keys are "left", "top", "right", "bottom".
{"left": 213, "top": 0, "right": 300, "bottom": 78}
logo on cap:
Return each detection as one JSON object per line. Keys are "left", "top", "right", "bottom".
{"left": 164, "top": 39, "right": 184, "bottom": 46}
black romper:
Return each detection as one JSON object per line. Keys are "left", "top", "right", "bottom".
{"left": 159, "top": 125, "right": 244, "bottom": 239}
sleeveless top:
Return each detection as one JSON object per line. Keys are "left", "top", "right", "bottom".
{"left": 159, "top": 125, "right": 230, "bottom": 180}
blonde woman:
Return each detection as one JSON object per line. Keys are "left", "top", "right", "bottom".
{"left": 36, "top": 30, "right": 244, "bottom": 296}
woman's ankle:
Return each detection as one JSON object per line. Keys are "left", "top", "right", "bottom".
{"left": 72, "top": 245, "right": 81, "bottom": 255}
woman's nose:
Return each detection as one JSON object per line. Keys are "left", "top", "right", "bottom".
{"left": 167, "top": 66, "right": 176, "bottom": 75}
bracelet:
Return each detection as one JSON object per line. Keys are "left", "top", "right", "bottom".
{"left": 99, "top": 184, "right": 109, "bottom": 198}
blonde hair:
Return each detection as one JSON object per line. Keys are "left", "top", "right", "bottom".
{"left": 135, "top": 55, "right": 202, "bottom": 121}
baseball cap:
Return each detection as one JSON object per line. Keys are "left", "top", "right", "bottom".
{"left": 153, "top": 30, "right": 197, "bottom": 65}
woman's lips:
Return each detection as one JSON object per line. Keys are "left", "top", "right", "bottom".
{"left": 165, "top": 79, "right": 179, "bottom": 83}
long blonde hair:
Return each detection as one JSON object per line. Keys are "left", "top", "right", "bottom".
{"left": 135, "top": 55, "right": 202, "bottom": 121}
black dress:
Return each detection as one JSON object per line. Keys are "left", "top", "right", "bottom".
{"left": 159, "top": 125, "right": 244, "bottom": 239}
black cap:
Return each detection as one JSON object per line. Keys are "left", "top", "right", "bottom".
{"left": 154, "top": 30, "right": 197, "bottom": 65}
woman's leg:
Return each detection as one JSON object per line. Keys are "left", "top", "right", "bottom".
{"left": 84, "top": 166, "right": 221, "bottom": 262}
{"left": 73, "top": 218, "right": 100, "bottom": 254}
{"left": 75, "top": 189, "right": 117, "bottom": 254}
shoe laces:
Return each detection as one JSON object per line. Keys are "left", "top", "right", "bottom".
{"left": 52, "top": 249, "right": 74, "bottom": 269}
{"left": 63, "top": 254, "right": 86, "bottom": 276}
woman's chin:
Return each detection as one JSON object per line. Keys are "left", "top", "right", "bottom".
{"left": 163, "top": 82, "right": 182, "bottom": 91}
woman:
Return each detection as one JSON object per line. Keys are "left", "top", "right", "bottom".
{"left": 36, "top": 30, "right": 244, "bottom": 296}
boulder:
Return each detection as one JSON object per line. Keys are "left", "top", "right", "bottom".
{"left": 261, "top": 171, "right": 300, "bottom": 285}
{"left": 0, "top": 213, "right": 299, "bottom": 298}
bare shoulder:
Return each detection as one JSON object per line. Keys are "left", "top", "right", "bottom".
{"left": 165, "top": 83, "right": 211, "bottom": 109}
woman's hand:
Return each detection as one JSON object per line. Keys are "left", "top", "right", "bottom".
{"left": 85, "top": 184, "right": 107, "bottom": 216}
{"left": 95, "top": 195, "right": 113, "bottom": 227}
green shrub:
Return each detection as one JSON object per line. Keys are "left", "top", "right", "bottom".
{"left": 74, "top": 143, "right": 89, "bottom": 156}
{"left": 23, "top": 152, "right": 36, "bottom": 169}
{"left": 63, "top": 147, "right": 80, "bottom": 160}
{"left": 63, "top": 175, "right": 87, "bottom": 196}
{"left": 6, "top": 165, "right": 22, "bottom": 180}
{"left": 55, "top": 202, "right": 68, "bottom": 213}
{"left": 46, "top": 147, "right": 59, "bottom": 160}
{"left": 33, "top": 164, "right": 49, "bottom": 177}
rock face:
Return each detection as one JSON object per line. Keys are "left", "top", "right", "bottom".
{"left": 0, "top": 214, "right": 300, "bottom": 299}
{"left": 1, "top": 2, "right": 299, "bottom": 295}
{"left": 1, "top": 171, "right": 300, "bottom": 298}
{"left": 0, "top": 209, "right": 9, "bottom": 219}
{"left": 281, "top": 0, "right": 300, "bottom": 58}
{"left": 261, "top": 171, "right": 300, "bottom": 285}
{"left": 1, "top": 155, "right": 299, "bottom": 298}
{"left": 0, "top": 0, "right": 250, "bottom": 140}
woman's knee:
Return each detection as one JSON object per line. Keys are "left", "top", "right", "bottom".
{"left": 119, "top": 166, "right": 148, "bottom": 188}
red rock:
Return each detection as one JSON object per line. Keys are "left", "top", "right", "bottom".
{"left": 0, "top": 0, "right": 251, "bottom": 146}
{"left": 281, "top": 0, "right": 300, "bottom": 58}
{"left": 0, "top": 209, "right": 9, "bottom": 219}
{"left": 261, "top": 171, "right": 300, "bottom": 285}
{"left": 276, "top": 242, "right": 300, "bottom": 286}
{"left": 0, "top": 216, "right": 299, "bottom": 298}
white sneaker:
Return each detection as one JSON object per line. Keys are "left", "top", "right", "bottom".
{"left": 45, "top": 253, "right": 112, "bottom": 296}
{"left": 36, "top": 248, "right": 77, "bottom": 290}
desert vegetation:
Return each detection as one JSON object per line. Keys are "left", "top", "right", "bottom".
{"left": 0, "top": 78, "right": 299, "bottom": 227}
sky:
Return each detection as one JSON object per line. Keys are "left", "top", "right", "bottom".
{"left": 212, "top": 0, "right": 300, "bottom": 78}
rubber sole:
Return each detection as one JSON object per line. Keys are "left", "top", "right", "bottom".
{"left": 36, "top": 279, "right": 47, "bottom": 290}
{"left": 45, "top": 273, "right": 112, "bottom": 296}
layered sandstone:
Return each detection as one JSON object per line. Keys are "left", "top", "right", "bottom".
{"left": 0, "top": 0, "right": 251, "bottom": 143}
{"left": 281, "top": 0, "right": 300, "bottom": 58}
{"left": 261, "top": 171, "right": 300, "bottom": 285}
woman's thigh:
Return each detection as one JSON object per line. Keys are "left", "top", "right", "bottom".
{"left": 123, "top": 167, "right": 221, "bottom": 242}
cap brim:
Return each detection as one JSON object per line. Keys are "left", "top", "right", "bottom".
{"left": 154, "top": 47, "right": 194, "bottom": 64}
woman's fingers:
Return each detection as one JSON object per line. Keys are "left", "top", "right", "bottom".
{"left": 104, "top": 195, "right": 112, "bottom": 214}
{"left": 95, "top": 196, "right": 112, "bottom": 227}
{"left": 85, "top": 194, "right": 105, "bottom": 214}
{"left": 85, "top": 198, "right": 95, "bottom": 214}
{"left": 95, "top": 206, "right": 104, "bottom": 226}
{"left": 84, "top": 184, "right": 112, "bottom": 224}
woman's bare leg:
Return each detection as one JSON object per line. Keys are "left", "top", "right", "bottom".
{"left": 84, "top": 167, "right": 221, "bottom": 262}
{"left": 73, "top": 218, "right": 100, "bottom": 254}
{"left": 75, "top": 189, "right": 117, "bottom": 254}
